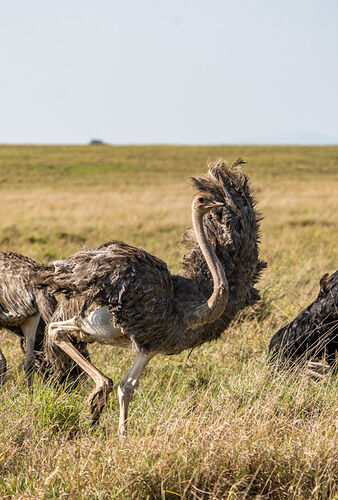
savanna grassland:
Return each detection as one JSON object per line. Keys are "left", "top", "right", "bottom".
{"left": 0, "top": 145, "right": 337, "bottom": 499}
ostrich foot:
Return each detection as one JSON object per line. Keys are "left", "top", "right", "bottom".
{"left": 88, "top": 379, "right": 114, "bottom": 423}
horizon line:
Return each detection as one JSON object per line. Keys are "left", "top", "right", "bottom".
{"left": 0, "top": 142, "right": 337, "bottom": 147}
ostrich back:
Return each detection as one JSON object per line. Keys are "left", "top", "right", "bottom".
{"left": 34, "top": 160, "right": 265, "bottom": 355}
{"left": 269, "top": 270, "right": 338, "bottom": 364}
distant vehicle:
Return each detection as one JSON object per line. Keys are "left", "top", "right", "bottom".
{"left": 89, "top": 139, "right": 105, "bottom": 145}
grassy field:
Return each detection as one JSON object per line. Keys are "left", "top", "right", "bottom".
{"left": 0, "top": 145, "right": 337, "bottom": 499}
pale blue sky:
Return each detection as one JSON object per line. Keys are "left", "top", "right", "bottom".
{"left": 1, "top": 0, "right": 337, "bottom": 144}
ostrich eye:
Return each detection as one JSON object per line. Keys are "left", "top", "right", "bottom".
{"left": 197, "top": 197, "right": 205, "bottom": 203}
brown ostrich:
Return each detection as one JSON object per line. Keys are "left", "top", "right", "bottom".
{"left": 0, "top": 252, "right": 91, "bottom": 388}
{"left": 34, "top": 159, "right": 266, "bottom": 434}
{"left": 0, "top": 252, "right": 56, "bottom": 387}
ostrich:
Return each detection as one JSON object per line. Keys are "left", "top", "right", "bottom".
{"left": 34, "top": 159, "right": 266, "bottom": 434}
{"left": 0, "top": 252, "right": 56, "bottom": 387}
{"left": 269, "top": 270, "right": 338, "bottom": 373}
{"left": 0, "top": 252, "right": 91, "bottom": 388}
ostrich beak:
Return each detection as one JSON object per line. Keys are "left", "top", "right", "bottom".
{"left": 206, "top": 201, "right": 224, "bottom": 209}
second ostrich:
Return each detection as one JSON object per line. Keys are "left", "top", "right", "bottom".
{"left": 269, "top": 270, "right": 337, "bottom": 371}
{"left": 34, "top": 160, "right": 266, "bottom": 434}
{"left": 0, "top": 252, "right": 56, "bottom": 387}
{"left": 0, "top": 252, "right": 90, "bottom": 388}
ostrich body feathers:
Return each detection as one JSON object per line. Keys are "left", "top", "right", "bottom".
{"left": 0, "top": 252, "right": 55, "bottom": 327}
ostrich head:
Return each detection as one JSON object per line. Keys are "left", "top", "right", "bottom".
{"left": 192, "top": 192, "right": 224, "bottom": 215}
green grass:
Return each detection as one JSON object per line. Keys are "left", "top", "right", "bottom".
{"left": 0, "top": 145, "right": 337, "bottom": 499}
{"left": 0, "top": 144, "right": 337, "bottom": 188}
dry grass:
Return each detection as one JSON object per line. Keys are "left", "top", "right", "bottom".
{"left": 0, "top": 145, "right": 337, "bottom": 499}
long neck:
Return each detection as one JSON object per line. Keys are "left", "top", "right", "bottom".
{"left": 186, "top": 209, "right": 228, "bottom": 330}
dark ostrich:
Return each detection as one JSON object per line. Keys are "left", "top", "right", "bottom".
{"left": 34, "top": 159, "right": 266, "bottom": 434}
{"left": 269, "top": 270, "right": 338, "bottom": 370}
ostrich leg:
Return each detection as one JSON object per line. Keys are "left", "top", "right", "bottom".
{"left": 0, "top": 346, "right": 6, "bottom": 385}
{"left": 48, "top": 319, "right": 114, "bottom": 422}
{"left": 21, "top": 313, "right": 40, "bottom": 389}
{"left": 118, "top": 351, "right": 154, "bottom": 436}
